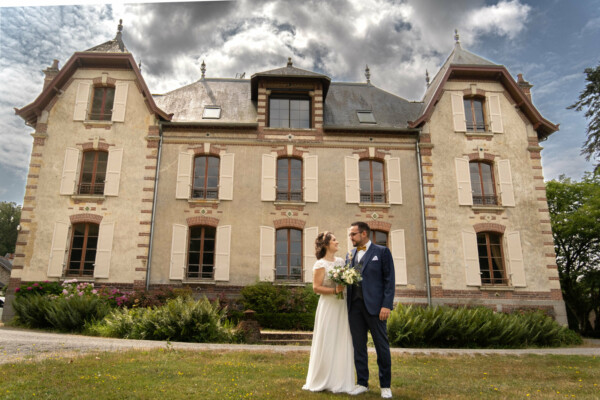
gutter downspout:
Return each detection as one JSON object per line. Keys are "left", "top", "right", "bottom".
{"left": 146, "top": 124, "right": 163, "bottom": 291}
{"left": 416, "top": 134, "right": 432, "bottom": 306}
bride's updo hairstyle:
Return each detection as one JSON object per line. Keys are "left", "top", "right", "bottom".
{"left": 315, "top": 231, "right": 333, "bottom": 260}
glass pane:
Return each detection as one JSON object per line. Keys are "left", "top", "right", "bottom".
{"left": 190, "top": 226, "right": 203, "bottom": 239}
{"left": 290, "top": 229, "right": 301, "bottom": 242}
{"left": 104, "top": 88, "right": 115, "bottom": 115}
{"left": 86, "top": 237, "right": 98, "bottom": 250}
{"left": 473, "top": 100, "right": 484, "bottom": 129}
{"left": 87, "top": 224, "right": 99, "bottom": 236}
{"left": 470, "top": 163, "right": 483, "bottom": 196}
{"left": 276, "top": 239, "right": 287, "bottom": 254}
{"left": 188, "top": 252, "right": 200, "bottom": 266}
{"left": 276, "top": 229, "right": 287, "bottom": 241}
{"left": 276, "top": 254, "right": 288, "bottom": 267}
{"left": 189, "top": 239, "right": 201, "bottom": 252}
{"left": 359, "top": 161, "right": 370, "bottom": 180}
{"left": 70, "top": 249, "right": 82, "bottom": 263}
{"left": 372, "top": 162, "right": 384, "bottom": 192}
{"left": 464, "top": 99, "right": 474, "bottom": 130}
{"left": 480, "top": 164, "right": 495, "bottom": 197}
{"left": 85, "top": 249, "right": 96, "bottom": 262}
{"left": 204, "top": 227, "right": 216, "bottom": 239}
{"left": 203, "top": 238, "right": 214, "bottom": 252}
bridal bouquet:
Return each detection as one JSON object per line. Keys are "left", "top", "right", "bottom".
{"left": 328, "top": 260, "right": 362, "bottom": 299}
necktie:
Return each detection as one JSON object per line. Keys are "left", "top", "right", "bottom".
{"left": 356, "top": 246, "right": 366, "bottom": 252}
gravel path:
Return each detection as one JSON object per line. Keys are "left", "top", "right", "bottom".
{"left": 1, "top": 326, "right": 599, "bottom": 364}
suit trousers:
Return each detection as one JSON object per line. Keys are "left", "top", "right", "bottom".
{"left": 349, "top": 298, "right": 392, "bottom": 388}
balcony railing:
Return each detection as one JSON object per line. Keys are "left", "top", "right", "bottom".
{"left": 466, "top": 121, "right": 486, "bottom": 131}
{"left": 78, "top": 182, "right": 105, "bottom": 195}
{"left": 192, "top": 188, "right": 218, "bottom": 199}
{"left": 276, "top": 190, "right": 303, "bottom": 202}
{"left": 472, "top": 195, "right": 498, "bottom": 206}
{"left": 88, "top": 111, "right": 113, "bottom": 121}
{"left": 360, "top": 192, "right": 386, "bottom": 203}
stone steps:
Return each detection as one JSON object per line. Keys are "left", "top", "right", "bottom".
{"left": 260, "top": 330, "right": 313, "bottom": 346}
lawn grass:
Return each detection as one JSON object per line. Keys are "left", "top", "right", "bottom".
{"left": 0, "top": 349, "right": 598, "bottom": 399}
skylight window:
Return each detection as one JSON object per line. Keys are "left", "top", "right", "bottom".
{"left": 202, "top": 106, "right": 221, "bottom": 119}
{"left": 357, "top": 111, "right": 376, "bottom": 124}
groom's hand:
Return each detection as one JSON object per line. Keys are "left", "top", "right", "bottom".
{"left": 379, "top": 307, "right": 391, "bottom": 321}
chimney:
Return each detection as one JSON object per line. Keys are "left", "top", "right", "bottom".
{"left": 517, "top": 73, "right": 533, "bottom": 102}
{"left": 43, "top": 59, "right": 60, "bottom": 90}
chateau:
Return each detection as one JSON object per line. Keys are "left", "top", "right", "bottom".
{"left": 3, "top": 22, "right": 567, "bottom": 324}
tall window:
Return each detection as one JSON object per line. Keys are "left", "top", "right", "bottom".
{"left": 470, "top": 161, "right": 497, "bottom": 205}
{"left": 276, "top": 228, "right": 302, "bottom": 280}
{"left": 464, "top": 98, "right": 485, "bottom": 131}
{"left": 277, "top": 158, "right": 302, "bottom": 201}
{"left": 370, "top": 230, "right": 388, "bottom": 247}
{"left": 360, "top": 160, "right": 385, "bottom": 203}
{"left": 67, "top": 223, "right": 99, "bottom": 276}
{"left": 477, "top": 232, "right": 507, "bottom": 285}
{"left": 187, "top": 226, "right": 216, "bottom": 279}
{"left": 193, "top": 156, "right": 220, "bottom": 199}
{"left": 269, "top": 96, "right": 311, "bottom": 129}
{"left": 79, "top": 151, "right": 108, "bottom": 195}
{"left": 90, "top": 86, "right": 115, "bottom": 121}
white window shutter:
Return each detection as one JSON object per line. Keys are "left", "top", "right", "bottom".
{"left": 487, "top": 94, "right": 503, "bottom": 133}
{"left": 451, "top": 92, "right": 466, "bottom": 132}
{"left": 111, "top": 82, "right": 128, "bottom": 122}
{"left": 462, "top": 229, "right": 481, "bottom": 286}
{"left": 73, "top": 82, "right": 90, "bottom": 121}
{"left": 104, "top": 148, "right": 123, "bottom": 196}
{"left": 303, "top": 226, "right": 319, "bottom": 283}
{"left": 386, "top": 157, "right": 402, "bottom": 205}
{"left": 506, "top": 231, "right": 526, "bottom": 287}
{"left": 175, "top": 151, "right": 193, "bottom": 199}
{"left": 344, "top": 155, "right": 360, "bottom": 203}
{"left": 94, "top": 222, "right": 114, "bottom": 278}
{"left": 303, "top": 155, "right": 318, "bottom": 202}
{"left": 259, "top": 226, "right": 275, "bottom": 281}
{"left": 497, "top": 159, "right": 515, "bottom": 207}
{"left": 455, "top": 158, "right": 473, "bottom": 206}
{"left": 347, "top": 227, "right": 353, "bottom": 255}
{"left": 48, "top": 221, "right": 69, "bottom": 277}
{"left": 390, "top": 229, "right": 407, "bottom": 285}
{"left": 218, "top": 153, "right": 234, "bottom": 200}
{"left": 261, "top": 154, "right": 276, "bottom": 201}
{"left": 60, "top": 148, "right": 80, "bottom": 195}
{"left": 169, "top": 224, "right": 187, "bottom": 280}
{"left": 214, "top": 225, "right": 231, "bottom": 281}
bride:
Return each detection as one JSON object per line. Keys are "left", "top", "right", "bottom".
{"left": 302, "top": 231, "right": 355, "bottom": 393}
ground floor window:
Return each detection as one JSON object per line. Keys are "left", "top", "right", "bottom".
{"left": 477, "top": 232, "right": 507, "bottom": 285}
{"left": 67, "top": 223, "right": 99, "bottom": 276}
{"left": 276, "top": 228, "right": 302, "bottom": 280}
{"left": 188, "top": 225, "right": 216, "bottom": 279}
{"left": 370, "top": 230, "right": 388, "bottom": 247}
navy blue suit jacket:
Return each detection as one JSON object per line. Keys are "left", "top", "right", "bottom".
{"left": 346, "top": 243, "right": 395, "bottom": 315}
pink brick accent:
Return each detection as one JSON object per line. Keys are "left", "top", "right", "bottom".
{"left": 473, "top": 223, "right": 505, "bottom": 233}
{"left": 273, "top": 218, "right": 306, "bottom": 230}
{"left": 69, "top": 213, "right": 103, "bottom": 224}
{"left": 367, "top": 221, "right": 391, "bottom": 232}
{"left": 186, "top": 216, "right": 219, "bottom": 227}
{"left": 468, "top": 152, "right": 496, "bottom": 161}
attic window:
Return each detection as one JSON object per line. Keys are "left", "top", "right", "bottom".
{"left": 357, "top": 111, "right": 376, "bottom": 124}
{"left": 202, "top": 106, "right": 221, "bottom": 119}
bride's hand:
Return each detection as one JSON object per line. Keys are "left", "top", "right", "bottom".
{"left": 336, "top": 284, "right": 344, "bottom": 293}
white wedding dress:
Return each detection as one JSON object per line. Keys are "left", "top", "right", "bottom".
{"left": 302, "top": 257, "right": 355, "bottom": 393}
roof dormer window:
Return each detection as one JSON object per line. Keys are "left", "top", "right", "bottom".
{"left": 357, "top": 110, "right": 376, "bottom": 124}
{"left": 202, "top": 106, "right": 221, "bottom": 119}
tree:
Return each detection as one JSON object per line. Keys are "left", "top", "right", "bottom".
{"left": 568, "top": 63, "right": 600, "bottom": 172}
{"left": 546, "top": 173, "right": 600, "bottom": 333}
{"left": 0, "top": 202, "right": 21, "bottom": 257}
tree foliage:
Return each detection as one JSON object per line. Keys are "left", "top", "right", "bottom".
{"left": 0, "top": 201, "right": 21, "bottom": 256}
{"left": 546, "top": 173, "right": 600, "bottom": 334}
{"left": 568, "top": 63, "right": 600, "bottom": 171}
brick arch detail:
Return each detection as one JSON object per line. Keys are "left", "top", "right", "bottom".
{"left": 468, "top": 152, "right": 496, "bottom": 162}
{"left": 192, "top": 146, "right": 221, "bottom": 157}
{"left": 92, "top": 76, "right": 117, "bottom": 87}
{"left": 186, "top": 216, "right": 219, "bottom": 227}
{"left": 273, "top": 218, "right": 306, "bottom": 230}
{"left": 81, "top": 142, "right": 111, "bottom": 151}
{"left": 70, "top": 213, "right": 103, "bottom": 225}
{"left": 368, "top": 221, "right": 392, "bottom": 232}
{"left": 462, "top": 88, "right": 487, "bottom": 97}
{"left": 355, "top": 149, "right": 388, "bottom": 160}
{"left": 473, "top": 223, "right": 506, "bottom": 234}
{"left": 275, "top": 147, "right": 306, "bottom": 158}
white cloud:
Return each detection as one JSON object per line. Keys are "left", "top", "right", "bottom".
{"left": 466, "top": 0, "right": 531, "bottom": 40}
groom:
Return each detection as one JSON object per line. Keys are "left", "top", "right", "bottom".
{"left": 347, "top": 221, "right": 395, "bottom": 399}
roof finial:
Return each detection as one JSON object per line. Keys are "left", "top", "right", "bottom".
{"left": 365, "top": 64, "right": 371, "bottom": 85}
{"left": 118, "top": 19, "right": 123, "bottom": 33}
{"left": 454, "top": 29, "right": 460, "bottom": 44}
{"left": 201, "top": 60, "right": 206, "bottom": 80}
{"left": 116, "top": 19, "right": 125, "bottom": 52}
{"left": 287, "top": 57, "right": 293, "bottom": 67}
{"left": 138, "top": 59, "right": 142, "bottom": 72}
{"left": 425, "top": 69, "right": 430, "bottom": 87}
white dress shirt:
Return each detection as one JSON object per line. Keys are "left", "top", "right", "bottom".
{"left": 356, "top": 240, "right": 372, "bottom": 263}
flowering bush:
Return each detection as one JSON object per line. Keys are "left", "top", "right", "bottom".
{"left": 15, "top": 280, "right": 63, "bottom": 298}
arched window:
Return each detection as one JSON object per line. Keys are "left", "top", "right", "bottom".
{"left": 469, "top": 161, "right": 497, "bottom": 205}
{"left": 79, "top": 151, "right": 108, "bottom": 195}
{"left": 277, "top": 157, "right": 303, "bottom": 201}
{"left": 67, "top": 223, "right": 99, "bottom": 276}
{"left": 187, "top": 225, "right": 216, "bottom": 279}
{"left": 275, "top": 228, "right": 302, "bottom": 281}
{"left": 464, "top": 97, "right": 485, "bottom": 131}
{"left": 360, "top": 159, "right": 385, "bottom": 203}
{"left": 90, "top": 86, "right": 115, "bottom": 121}
{"left": 477, "top": 232, "right": 507, "bottom": 285}
{"left": 370, "top": 230, "right": 388, "bottom": 247}
{"left": 193, "top": 156, "right": 220, "bottom": 199}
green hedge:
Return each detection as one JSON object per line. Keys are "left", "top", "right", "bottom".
{"left": 254, "top": 312, "right": 316, "bottom": 331}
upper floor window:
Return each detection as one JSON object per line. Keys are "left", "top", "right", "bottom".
{"left": 187, "top": 225, "right": 216, "bottom": 279}
{"left": 193, "top": 156, "right": 220, "bottom": 199}
{"left": 275, "top": 228, "right": 302, "bottom": 281}
{"left": 470, "top": 161, "right": 497, "bottom": 206}
{"left": 202, "top": 106, "right": 221, "bottom": 119}
{"left": 90, "top": 86, "right": 115, "bottom": 121}
{"left": 360, "top": 159, "right": 386, "bottom": 203}
{"left": 370, "top": 230, "right": 388, "bottom": 247}
{"left": 79, "top": 151, "right": 108, "bottom": 195}
{"left": 477, "top": 232, "right": 507, "bottom": 285}
{"left": 464, "top": 97, "right": 485, "bottom": 132}
{"left": 269, "top": 96, "right": 311, "bottom": 129}
{"left": 67, "top": 223, "right": 99, "bottom": 276}
{"left": 277, "top": 158, "right": 302, "bottom": 201}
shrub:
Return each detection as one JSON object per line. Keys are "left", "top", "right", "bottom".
{"left": 15, "top": 281, "right": 63, "bottom": 298}
{"left": 12, "top": 294, "right": 53, "bottom": 329}
{"left": 44, "top": 295, "right": 112, "bottom": 332}
{"left": 255, "top": 312, "right": 315, "bottom": 330}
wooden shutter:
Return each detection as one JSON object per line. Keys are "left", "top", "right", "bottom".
{"left": 259, "top": 226, "right": 275, "bottom": 281}
{"left": 506, "top": 231, "right": 526, "bottom": 287}
{"left": 344, "top": 155, "right": 360, "bottom": 203}
{"left": 104, "top": 148, "right": 123, "bottom": 196}
{"left": 60, "top": 148, "right": 80, "bottom": 195}
{"left": 261, "top": 154, "right": 276, "bottom": 201}
{"left": 386, "top": 157, "right": 402, "bottom": 205}
{"left": 303, "top": 226, "right": 318, "bottom": 283}
{"left": 390, "top": 229, "right": 407, "bottom": 285}
{"left": 111, "top": 82, "right": 128, "bottom": 122}
{"left": 175, "top": 151, "right": 193, "bottom": 199}
{"left": 214, "top": 225, "right": 231, "bottom": 281}
{"left": 94, "top": 222, "right": 114, "bottom": 278}
{"left": 218, "top": 153, "right": 234, "bottom": 200}
{"left": 169, "top": 224, "right": 187, "bottom": 280}
{"left": 347, "top": 227, "right": 353, "bottom": 255}
{"left": 73, "top": 82, "right": 90, "bottom": 121}
{"left": 462, "top": 229, "right": 481, "bottom": 286}
{"left": 451, "top": 92, "right": 466, "bottom": 132}
{"left": 304, "top": 155, "right": 318, "bottom": 202}
{"left": 455, "top": 158, "right": 473, "bottom": 206}
{"left": 48, "top": 221, "right": 69, "bottom": 277}
{"left": 487, "top": 94, "right": 503, "bottom": 133}
{"left": 497, "top": 159, "right": 515, "bottom": 207}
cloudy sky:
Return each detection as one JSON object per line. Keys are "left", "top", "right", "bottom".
{"left": 1, "top": 0, "right": 598, "bottom": 204}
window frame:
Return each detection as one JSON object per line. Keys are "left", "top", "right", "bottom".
{"left": 276, "top": 157, "right": 303, "bottom": 202}
{"left": 89, "top": 86, "right": 115, "bottom": 121}
{"left": 78, "top": 150, "right": 108, "bottom": 195}
{"left": 463, "top": 97, "right": 486, "bottom": 132}
{"left": 66, "top": 222, "right": 99, "bottom": 277}
{"left": 187, "top": 225, "right": 216, "bottom": 280}
{"left": 275, "top": 228, "right": 303, "bottom": 281}
{"left": 370, "top": 230, "right": 389, "bottom": 247}
{"left": 359, "top": 159, "right": 386, "bottom": 203}
{"left": 477, "top": 232, "right": 508, "bottom": 285}
{"left": 268, "top": 93, "right": 312, "bottom": 129}
{"left": 192, "top": 155, "right": 220, "bottom": 200}
{"left": 469, "top": 161, "right": 498, "bottom": 206}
